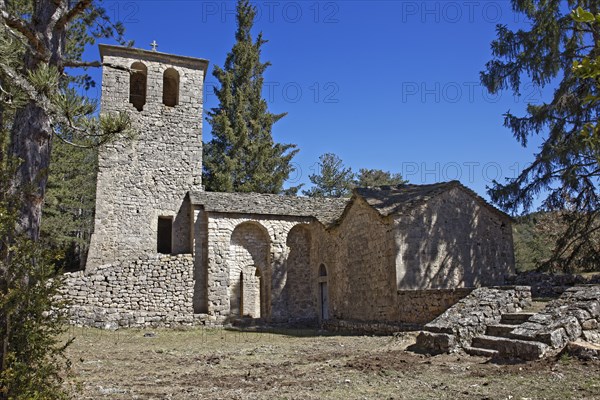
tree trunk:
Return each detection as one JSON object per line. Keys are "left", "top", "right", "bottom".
{"left": 7, "top": 0, "right": 67, "bottom": 241}
{"left": 8, "top": 103, "right": 52, "bottom": 240}
{"left": 0, "top": 0, "right": 67, "bottom": 380}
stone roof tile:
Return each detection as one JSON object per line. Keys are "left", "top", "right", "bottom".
{"left": 188, "top": 191, "right": 350, "bottom": 226}
{"left": 353, "top": 181, "right": 511, "bottom": 220}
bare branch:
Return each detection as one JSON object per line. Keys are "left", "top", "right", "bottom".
{"left": 55, "top": 0, "right": 93, "bottom": 31}
{"left": 61, "top": 60, "right": 132, "bottom": 73}
{"left": 61, "top": 60, "right": 101, "bottom": 68}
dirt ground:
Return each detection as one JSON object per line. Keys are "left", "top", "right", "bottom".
{"left": 62, "top": 327, "right": 600, "bottom": 399}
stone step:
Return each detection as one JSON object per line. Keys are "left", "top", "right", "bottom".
{"left": 523, "top": 300, "right": 550, "bottom": 314}
{"left": 500, "top": 313, "right": 535, "bottom": 325}
{"left": 414, "top": 331, "right": 456, "bottom": 354}
{"left": 486, "top": 324, "right": 517, "bottom": 338}
{"left": 471, "top": 335, "right": 548, "bottom": 360}
{"left": 464, "top": 346, "right": 499, "bottom": 358}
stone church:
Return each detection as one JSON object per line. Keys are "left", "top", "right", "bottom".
{"left": 60, "top": 45, "right": 515, "bottom": 330}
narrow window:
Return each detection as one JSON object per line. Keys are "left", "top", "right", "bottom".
{"left": 129, "top": 62, "right": 147, "bottom": 111}
{"left": 162, "top": 68, "right": 179, "bottom": 107}
{"left": 255, "top": 267, "right": 263, "bottom": 318}
{"left": 239, "top": 271, "right": 244, "bottom": 316}
{"left": 318, "top": 264, "right": 329, "bottom": 320}
{"left": 157, "top": 216, "right": 173, "bottom": 254}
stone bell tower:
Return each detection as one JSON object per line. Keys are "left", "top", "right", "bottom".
{"left": 86, "top": 44, "right": 208, "bottom": 269}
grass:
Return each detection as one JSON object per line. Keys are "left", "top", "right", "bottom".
{"left": 62, "top": 327, "right": 600, "bottom": 399}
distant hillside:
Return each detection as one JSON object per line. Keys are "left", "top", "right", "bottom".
{"left": 512, "top": 212, "right": 555, "bottom": 272}
{"left": 512, "top": 211, "right": 600, "bottom": 273}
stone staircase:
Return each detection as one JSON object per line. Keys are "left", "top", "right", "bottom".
{"left": 464, "top": 302, "right": 549, "bottom": 360}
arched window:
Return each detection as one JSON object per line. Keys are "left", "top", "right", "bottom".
{"left": 129, "top": 62, "right": 147, "bottom": 111}
{"left": 163, "top": 68, "right": 179, "bottom": 107}
{"left": 319, "top": 264, "right": 327, "bottom": 277}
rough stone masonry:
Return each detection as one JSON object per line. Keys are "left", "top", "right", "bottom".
{"left": 58, "top": 45, "right": 516, "bottom": 330}
{"left": 86, "top": 45, "right": 207, "bottom": 268}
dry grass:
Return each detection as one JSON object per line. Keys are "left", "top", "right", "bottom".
{"left": 62, "top": 327, "right": 600, "bottom": 399}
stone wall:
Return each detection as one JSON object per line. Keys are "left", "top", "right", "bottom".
{"left": 228, "top": 222, "right": 270, "bottom": 318}
{"left": 195, "top": 212, "right": 317, "bottom": 324}
{"left": 58, "top": 254, "right": 207, "bottom": 329}
{"left": 415, "top": 286, "right": 532, "bottom": 353}
{"left": 507, "top": 272, "right": 600, "bottom": 297}
{"left": 312, "top": 197, "right": 399, "bottom": 323}
{"left": 396, "top": 288, "right": 474, "bottom": 324}
{"left": 320, "top": 289, "right": 474, "bottom": 332}
{"left": 395, "top": 187, "right": 514, "bottom": 290}
{"left": 510, "top": 285, "right": 600, "bottom": 349}
{"left": 281, "top": 225, "right": 315, "bottom": 322}
{"left": 87, "top": 46, "right": 206, "bottom": 268}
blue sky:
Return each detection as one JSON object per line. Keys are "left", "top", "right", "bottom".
{"left": 85, "top": 0, "right": 551, "bottom": 205}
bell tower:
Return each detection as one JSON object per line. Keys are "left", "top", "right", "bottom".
{"left": 87, "top": 44, "right": 208, "bottom": 269}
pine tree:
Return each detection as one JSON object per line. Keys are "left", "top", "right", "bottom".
{"left": 303, "top": 153, "right": 355, "bottom": 198}
{"left": 0, "top": 1, "right": 132, "bottom": 396}
{"left": 355, "top": 168, "right": 406, "bottom": 187}
{"left": 481, "top": 0, "right": 600, "bottom": 271}
{"left": 203, "top": 0, "right": 299, "bottom": 194}
{"left": 0, "top": 0, "right": 132, "bottom": 243}
{"left": 41, "top": 140, "right": 98, "bottom": 271}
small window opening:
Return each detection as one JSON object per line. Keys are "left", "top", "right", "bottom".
{"left": 130, "top": 62, "right": 147, "bottom": 111}
{"left": 157, "top": 216, "right": 173, "bottom": 254}
{"left": 319, "top": 264, "right": 327, "bottom": 277}
{"left": 163, "top": 68, "right": 179, "bottom": 107}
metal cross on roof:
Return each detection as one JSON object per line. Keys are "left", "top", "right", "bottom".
{"left": 150, "top": 40, "right": 158, "bottom": 52}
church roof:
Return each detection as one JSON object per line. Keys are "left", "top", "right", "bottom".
{"left": 189, "top": 181, "right": 509, "bottom": 229}
{"left": 188, "top": 191, "right": 350, "bottom": 227}
{"left": 353, "top": 180, "right": 511, "bottom": 220}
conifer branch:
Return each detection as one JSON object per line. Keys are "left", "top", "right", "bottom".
{"left": 0, "top": 4, "right": 49, "bottom": 60}
{"left": 51, "top": 126, "right": 92, "bottom": 149}
{"left": 55, "top": 0, "right": 93, "bottom": 31}
{"left": 0, "top": 60, "right": 57, "bottom": 116}
{"left": 0, "top": 61, "right": 127, "bottom": 146}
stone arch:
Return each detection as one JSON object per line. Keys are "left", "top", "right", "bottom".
{"left": 129, "top": 62, "right": 147, "bottom": 111}
{"left": 228, "top": 222, "right": 270, "bottom": 318}
{"left": 162, "top": 68, "right": 179, "bottom": 107}
{"left": 273, "top": 224, "right": 316, "bottom": 323}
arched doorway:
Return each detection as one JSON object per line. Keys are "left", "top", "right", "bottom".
{"left": 318, "top": 264, "right": 329, "bottom": 320}
{"left": 229, "top": 222, "right": 270, "bottom": 319}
